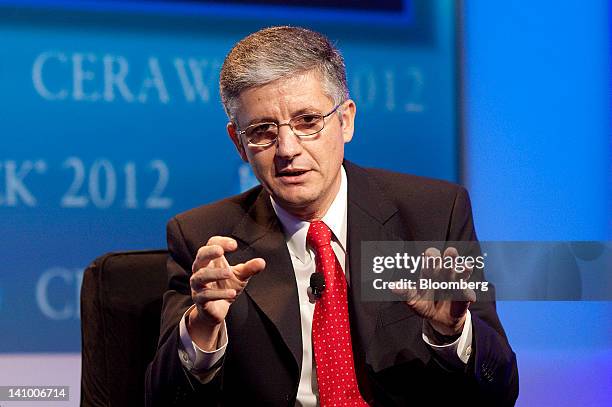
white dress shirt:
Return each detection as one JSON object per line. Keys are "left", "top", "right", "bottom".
{"left": 178, "top": 166, "right": 473, "bottom": 405}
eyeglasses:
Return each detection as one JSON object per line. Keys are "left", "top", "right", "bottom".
{"left": 236, "top": 103, "right": 343, "bottom": 147}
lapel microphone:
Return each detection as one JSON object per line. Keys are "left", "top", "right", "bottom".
{"left": 308, "top": 272, "right": 326, "bottom": 303}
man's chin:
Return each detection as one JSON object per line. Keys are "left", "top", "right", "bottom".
{"left": 275, "top": 194, "right": 315, "bottom": 209}
{"left": 270, "top": 189, "right": 317, "bottom": 212}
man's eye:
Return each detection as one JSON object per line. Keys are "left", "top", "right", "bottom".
{"left": 293, "top": 114, "right": 322, "bottom": 129}
{"left": 246, "top": 123, "right": 278, "bottom": 144}
{"left": 299, "top": 114, "right": 319, "bottom": 124}
{"left": 249, "top": 123, "right": 275, "bottom": 135}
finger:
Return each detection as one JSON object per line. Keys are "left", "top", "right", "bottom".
{"left": 442, "top": 246, "right": 474, "bottom": 279}
{"left": 450, "top": 298, "right": 472, "bottom": 319}
{"left": 391, "top": 284, "right": 409, "bottom": 298}
{"left": 192, "top": 245, "right": 226, "bottom": 273}
{"left": 207, "top": 236, "right": 238, "bottom": 252}
{"left": 456, "top": 263, "right": 474, "bottom": 280}
{"left": 422, "top": 247, "right": 442, "bottom": 279}
{"left": 193, "top": 288, "right": 237, "bottom": 303}
{"left": 190, "top": 267, "right": 233, "bottom": 288}
{"left": 441, "top": 247, "right": 458, "bottom": 274}
{"left": 461, "top": 288, "right": 477, "bottom": 303}
{"left": 443, "top": 246, "right": 459, "bottom": 258}
{"left": 425, "top": 247, "right": 441, "bottom": 258}
{"left": 233, "top": 258, "right": 266, "bottom": 281}
{"left": 392, "top": 285, "right": 420, "bottom": 304}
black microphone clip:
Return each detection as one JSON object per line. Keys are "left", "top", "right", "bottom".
{"left": 307, "top": 272, "right": 326, "bottom": 303}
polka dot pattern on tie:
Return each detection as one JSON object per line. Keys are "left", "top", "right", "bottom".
{"left": 308, "top": 221, "right": 368, "bottom": 406}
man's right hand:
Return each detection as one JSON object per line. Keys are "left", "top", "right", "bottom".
{"left": 187, "top": 236, "right": 265, "bottom": 350}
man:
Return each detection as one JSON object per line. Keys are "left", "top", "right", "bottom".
{"left": 146, "top": 26, "right": 518, "bottom": 406}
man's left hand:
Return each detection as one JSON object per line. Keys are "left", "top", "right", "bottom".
{"left": 399, "top": 246, "right": 476, "bottom": 336}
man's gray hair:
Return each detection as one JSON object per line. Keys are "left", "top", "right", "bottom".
{"left": 219, "top": 26, "right": 349, "bottom": 121}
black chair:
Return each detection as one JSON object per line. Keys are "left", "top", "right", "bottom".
{"left": 80, "top": 250, "right": 168, "bottom": 407}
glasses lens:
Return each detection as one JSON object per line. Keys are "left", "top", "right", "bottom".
{"left": 291, "top": 114, "right": 324, "bottom": 136}
{"left": 246, "top": 123, "right": 278, "bottom": 145}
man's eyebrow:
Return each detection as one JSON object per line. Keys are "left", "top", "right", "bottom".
{"left": 291, "top": 106, "right": 321, "bottom": 116}
{"left": 244, "top": 106, "right": 322, "bottom": 127}
{"left": 245, "top": 116, "right": 277, "bottom": 127}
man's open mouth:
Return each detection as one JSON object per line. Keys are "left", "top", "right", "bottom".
{"left": 276, "top": 169, "right": 309, "bottom": 177}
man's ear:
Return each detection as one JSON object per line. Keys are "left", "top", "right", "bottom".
{"left": 227, "top": 122, "right": 249, "bottom": 162}
{"left": 339, "top": 99, "right": 356, "bottom": 144}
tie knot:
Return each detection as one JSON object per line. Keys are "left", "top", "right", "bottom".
{"left": 307, "top": 221, "right": 332, "bottom": 249}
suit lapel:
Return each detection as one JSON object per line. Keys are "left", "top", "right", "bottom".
{"left": 223, "top": 162, "right": 416, "bottom": 387}
{"left": 228, "top": 189, "right": 303, "bottom": 375}
{"left": 344, "top": 161, "right": 402, "bottom": 351}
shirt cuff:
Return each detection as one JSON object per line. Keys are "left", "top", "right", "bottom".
{"left": 178, "top": 304, "right": 228, "bottom": 382}
{"left": 422, "top": 309, "right": 473, "bottom": 366}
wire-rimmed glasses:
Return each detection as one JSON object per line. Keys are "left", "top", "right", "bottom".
{"left": 236, "top": 103, "right": 343, "bottom": 147}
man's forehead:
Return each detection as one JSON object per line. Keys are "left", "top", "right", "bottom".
{"left": 234, "top": 71, "right": 333, "bottom": 124}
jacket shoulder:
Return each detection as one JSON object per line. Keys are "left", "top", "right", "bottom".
{"left": 169, "top": 185, "right": 263, "bottom": 239}
{"left": 362, "top": 166, "right": 466, "bottom": 201}
{"left": 354, "top": 165, "right": 474, "bottom": 241}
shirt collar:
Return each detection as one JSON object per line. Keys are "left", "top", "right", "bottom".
{"left": 271, "top": 166, "right": 348, "bottom": 263}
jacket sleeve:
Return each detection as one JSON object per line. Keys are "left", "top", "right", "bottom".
{"left": 145, "top": 217, "right": 223, "bottom": 407}
{"left": 448, "top": 186, "right": 519, "bottom": 406}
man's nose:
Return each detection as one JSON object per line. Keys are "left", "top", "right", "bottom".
{"left": 275, "top": 124, "right": 302, "bottom": 159}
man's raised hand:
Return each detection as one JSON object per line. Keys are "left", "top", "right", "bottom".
{"left": 187, "top": 236, "right": 265, "bottom": 350}
{"left": 400, "top": 247, "right": 475, "bottom": 336}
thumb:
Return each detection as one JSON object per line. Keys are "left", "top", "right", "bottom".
{"left": 233, "top": 258, "right": 266, "bottom": 281}
{"left": 450, "top": 298, "right": 472, "bottom": 319}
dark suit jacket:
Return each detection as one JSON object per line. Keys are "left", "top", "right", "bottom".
{"left": 145, "top": 161, "right": 519, "bottom": 406}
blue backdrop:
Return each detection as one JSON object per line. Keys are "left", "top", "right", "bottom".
{"left": 464, "top": 1, "right": 612, "bottom": 405}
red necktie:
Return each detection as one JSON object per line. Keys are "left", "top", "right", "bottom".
{"left": 308, "top": 221, "right": 368, "bottom": 406}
